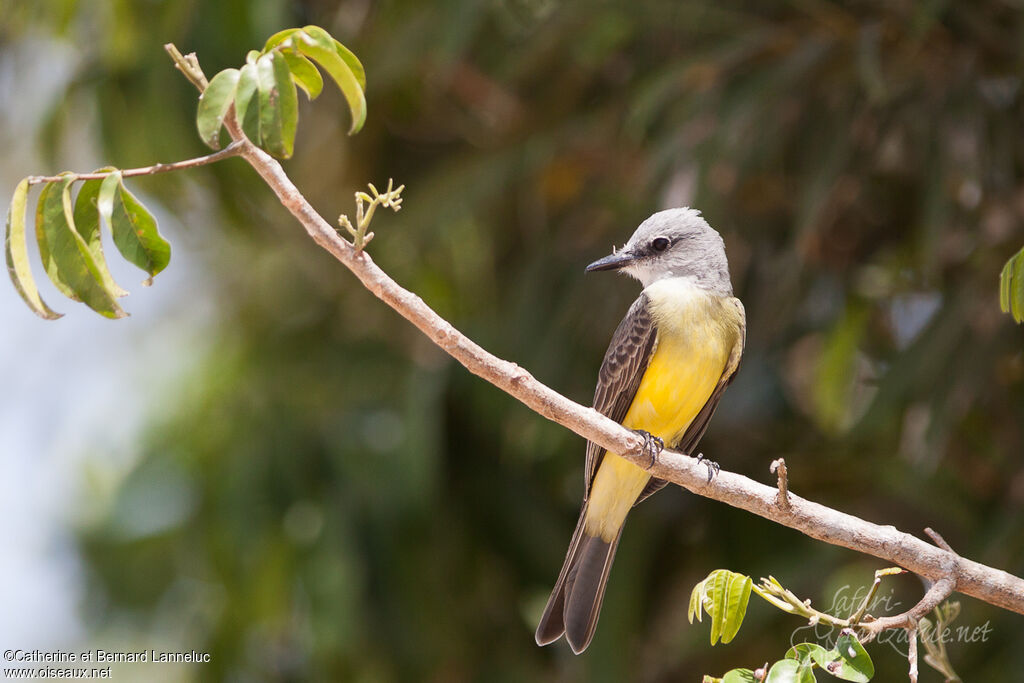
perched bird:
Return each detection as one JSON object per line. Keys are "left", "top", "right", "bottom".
{"left": 535, "top": 208, "right": 746, "bottom": 654}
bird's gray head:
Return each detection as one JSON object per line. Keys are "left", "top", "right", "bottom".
{"left": 586, "top": 208, "right": 733, "bottom": 294}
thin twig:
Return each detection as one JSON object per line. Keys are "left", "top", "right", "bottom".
{"left": 751, "top": 576, "right": 850, "bottom": 629}
{"left": 770, "top": 458, "right": 790, "bottom": 509}
{"left": 164, "top": 43, "right": 208, "bottom": 91}
{"left": 925, "top": 527, "right": 955, "bottom": 553}
{"left": 26, "top": 141, "right": 244, "bottom": 185}
{"left": 849, "top": 567, "right": 906, "bottom": 625}
{"left": 908, "top": 625, "right": 919, "bottom": 683}
{"left": 859, "top": 578, "right": 956, "bottom": 639}
{"left": 162, "top": 46, "right": 1024, "bottom": 621}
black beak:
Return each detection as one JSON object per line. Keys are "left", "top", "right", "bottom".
{"left": 586, "top": 249, "right": 638, "bottom": 272}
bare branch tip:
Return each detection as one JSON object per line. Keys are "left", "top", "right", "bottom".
{"left": 770, "top": 457, "right": 790, "bottom": 509}
{"left": 164, "top": 42, "right": 208, "bottom": 91}
{"left": 907, "top": 626, "right": 919, "bottom": 683}
{"left": 924, "top": 527, "right": 956, "bottom": 554}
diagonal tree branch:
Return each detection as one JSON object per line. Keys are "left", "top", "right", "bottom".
{"left": 165, "top": 44, "right": 1024, "bottom": 623}
{"left": 232, "top": 135, "right": 1024, "bottom": 617}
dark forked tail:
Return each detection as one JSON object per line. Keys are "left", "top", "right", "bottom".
{"left": 535, "top": 504, "right": 623, "bottom": 654}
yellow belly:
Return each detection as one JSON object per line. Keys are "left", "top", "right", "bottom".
{"left": 584, "top": 284, "right": 737, "bottom": 541}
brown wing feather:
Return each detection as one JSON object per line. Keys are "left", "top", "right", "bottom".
{"left": 584, "top": 294, "right": 658, "bottom": 497}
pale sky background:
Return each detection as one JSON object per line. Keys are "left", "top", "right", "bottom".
{"left": 0, "top": 34, "right": 215, "bottom": 650}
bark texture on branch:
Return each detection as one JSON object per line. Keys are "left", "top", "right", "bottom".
{"left": 230, "top": 137, "right": 1024, "bottom": 618}
{"left": 151, "top": 43, "right": 1024, "bottom": 617}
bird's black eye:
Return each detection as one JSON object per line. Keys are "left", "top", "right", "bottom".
{"left": 651, "top": 237, "right": 670, "bottom": 252}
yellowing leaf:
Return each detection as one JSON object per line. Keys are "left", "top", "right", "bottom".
{"left": 74, "top": 172, "right": 128, "bottom": 298}
{"left": 263, "top": 28, "right": 300, "bottom": 53}
{"left": 282, "top": 51, "right": 324, "bottom": 100}
{"left": 5, "top": 178, "right": 62, "bottom": 319}
{"left": 36, "top": 176, "right": 126, "bottom": 318}
{"left": 296, "top": 27, "right": 366, "bottom": 134}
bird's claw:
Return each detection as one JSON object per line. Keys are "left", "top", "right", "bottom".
{"left": 695, "top": 452, "right": 720, "bottom": 483}
{"left": 633, "top": 430, "right": 664, "bottom": 469}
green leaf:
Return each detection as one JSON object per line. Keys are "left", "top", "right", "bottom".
{"left": 786, "top": 643, "right": 830, "bottom": 666}
{"left": 708, "top": 571, "right": 729, "bottom": 644}
{"left": 281, "top": 51, "right": 324, "bottom": 99}
{"left": 36, "top": 176, "right": 125, "bottom": 318}
{"left": 810, "top": 631, "right": 873, "bottom": 682}
{"left": 722, "top": 572, "right": 753, "bottom": 643}
{"left": 690, "top": 570, "right": 753, "bottom": 645}
{"left": 999, "top": 246, "right": 1024, "bottom": 323}
{"left": 271, "top": 50, "right": 299, "bottom": 158}
{"left": 295, "top": 27, "right": 366, "bottom": 134}
{"left": 264, "top": 26, "right": 365, "bottom": 91}
{"left": 36, "top": 178, "right": 78, "bottom": 301}
{"left": 689, "top": 575, "right": 706, "bottom": 624}
{"left": 328, "top": 34, "right": 366, "bottom": 90}
{"left": 833, "top": 632, "right": 874, "bottom": 682}
{"left": 98, "top": 172, "right": 170, "bottom": 285}
{"left": 58, "top": 177, "right": 127, "bottom": 311}
{"left": 5, "top": 178, "right": 62, "bottom": 319}
{"left": 73, "top": 171, "right": 127, "bottom": 298}
{"left": 196, "top": 68, "right": 240, "bottom": 150}
{"left": 256, "top": 53, "right": 286, "bottom": 157}
{"left": 765, "top": 659, "right": 816, "bottom": 683}
{"left": 722, "top": 670, "right": 759, "bottom": 683}
{"left": 263, "top": 27, "right": 300, "bottom": 53}
{"left": 234, "top": 63, "right": 260, "bottom": 143}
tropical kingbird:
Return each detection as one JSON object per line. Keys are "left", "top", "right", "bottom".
{"left": 535, "top": 208, "right": 746, "bottom": 654}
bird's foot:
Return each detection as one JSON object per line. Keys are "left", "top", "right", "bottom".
{"left": 633, "top": 430, "right": 664, "bottom": 469}
{"left": 695, "top": 452, "right": 720, "bottom": 483}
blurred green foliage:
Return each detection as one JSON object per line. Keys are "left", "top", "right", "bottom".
{"left": 4, "top": 0, "right": 1024, "bottom": 680}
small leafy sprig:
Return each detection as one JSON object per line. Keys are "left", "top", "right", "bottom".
{"left": 6, "top": 26, "right": 368, "bottom": 320}
{"left": 690, "top": 570, "right": 870, "bottom": 682}
{"left": 337, "top": 179, "right": 404, "bottom": 250}
{"left": 197, "top": 25, "right": 367, "bottom": 158}
{"left": 5, "top": 169, "right": 168, "bottom": 319}
{"left": 691, "top": 568, "right": 965, "bottom": 683}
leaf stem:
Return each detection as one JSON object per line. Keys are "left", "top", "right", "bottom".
{"left": 25, "top": 142, "right": 244, "bottom": 185}
{"left": 751, "top": 577, "right": 850, "bottom": 629}
{"left": 849, "top": 567, "right": 905, "bottom": 625}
